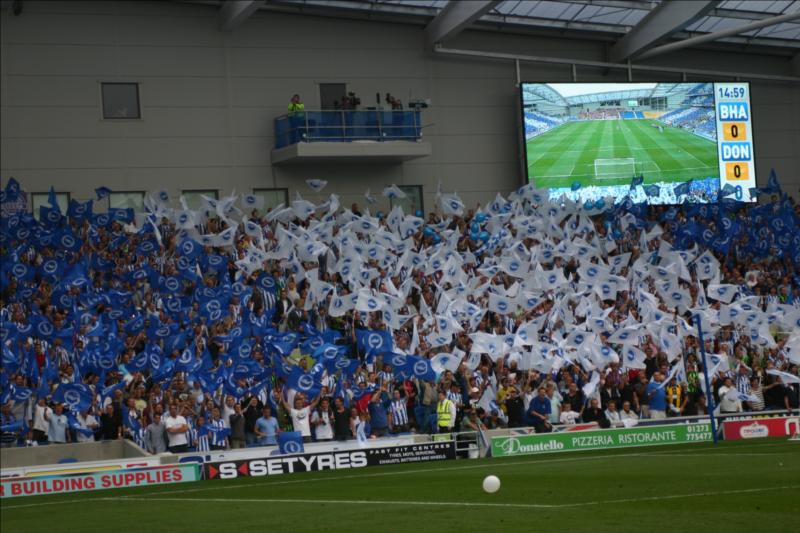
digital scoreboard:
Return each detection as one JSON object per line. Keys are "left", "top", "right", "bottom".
{"left": 714, "top": 82, "right": 756, "bottom": 202}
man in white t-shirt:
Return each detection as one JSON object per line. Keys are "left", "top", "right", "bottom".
{"left": 164, "top": 404, "right": 189, "bottom": 453}
{"left": 311, "top": 398, "right": 334, "bottom": 441}
{"left": 75, "top": 410, "right": 99, "bottom": 443}
{"left": 282, "top": 393, "right": 320, "bottom": 443}
{"left": 718, "top": 377, "right": 742, "bottom": 413}
{"left": 32, "top": 398, "right": 52, "bottom": 444}
{"left": 559, "top": 401, "right": 580, "bottom": 425}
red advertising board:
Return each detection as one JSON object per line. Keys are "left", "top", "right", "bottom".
{"left": 722, "top": 416, "right": 800, "bottom": 441}
{"left": 0, "top": 464, "right": 200, "bottom": 499}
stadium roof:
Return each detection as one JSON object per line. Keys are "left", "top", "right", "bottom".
{"left": 523, "top": 82, "right": 694, "bottom": 106}
{"left": 223, "top": 0, "right": 800, "bottom": 55}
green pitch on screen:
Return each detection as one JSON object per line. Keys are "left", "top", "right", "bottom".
{"left": 526, "top": 119, "right": 719, "bottom": 188}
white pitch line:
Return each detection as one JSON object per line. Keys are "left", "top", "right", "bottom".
{"left": 98, "top": 484, "right": 800, "bottom": 510}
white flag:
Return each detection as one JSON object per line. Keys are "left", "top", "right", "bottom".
{"left": 306, "top": 179, "right": 328, "bottom": 192}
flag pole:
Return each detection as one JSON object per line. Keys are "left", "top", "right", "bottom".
{"left": 693, "top": 313, "right": 718, "bottom": 445}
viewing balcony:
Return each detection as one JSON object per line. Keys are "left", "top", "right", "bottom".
{"left": 271, "top": 109, "right": 431, "bottom": 165}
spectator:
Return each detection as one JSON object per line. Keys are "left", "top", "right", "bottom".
{"left": 31, "top": 397, "right": 51, "bottom": 445}
{"left": 646, "top": 372, "right": 667, "bottom": 419}
{"left": 288, "top": 94, "right": 304, "bottom": 114}
{"left": 164, "top": 404, "right": 189, "bottom": 453}
{"left": 229, "top": 403, "right": 246, "bottom": 449}
{"left": 503, "top": 388, "right": 526, "bottom": 428}
{"left": 283, "top": 393, "right": 320, "bottom": 443}
{"left": 254, "top": 406, "right": 279, "bottom": 446}
{"left": 388, "top": 389, "right": 409, "bottom": 434}
{"left": 620, "top": 401, "right": 639, "bottom": 425}
{"left": 332, "top": 397, "right": 352, "bottom": 441}
{"left": 75, "top": 409, "right": 99, "bottom": 443}
{"left": 605, "top": 400, "right": 622, "bottom": 427}
{"left": 581, "top": 398, "right": 610, "bottom": 428}
{"left": 243, "top": 396, "right": 263, "bottom": 446}
{"left": 436, "top": 390, "right": 456, "bottom": 433}
{"left": 526, "top": 387, "right": 552, "bottom": 433}
{"left": 665, "top": 377, "right": 686, "bottom": 416}
{"left": 312, "top": 398, "right": 334, "bottom": 441}
{"left": 144, "top": 412, "right": 168, "bottom": 454}
{"left": 46, "top": 403, "right": 69, "bottom": 444}
{"left": 717, "top": 377, "right": 742, "bottom": 414}
{"left": 559, "top": 401, "right": 580, "bottom": 425}
{"left": 1, "top": 404, "right": 20, "bottom": 448}
{"left": 99, "top": 404, "right": 122, "bottom": 441}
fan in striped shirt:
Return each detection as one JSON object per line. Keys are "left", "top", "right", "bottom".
{"left": 388, "top": 390, "right": 409, "bottom": 433}
{"left": 378, "top": 365, "right": 395, "bottom": 394}
{"left": 191, "top": 417, "right": 209, "bottom": 452}
{"left": 208, "top": 408, "right": 228, "bottom": 450}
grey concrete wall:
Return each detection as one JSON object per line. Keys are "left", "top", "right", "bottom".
{"left": 1, "top": 0, "right": 798, "bottom": 213}
{"left": 0, "top": 440, "right": 148, "bottom": 468}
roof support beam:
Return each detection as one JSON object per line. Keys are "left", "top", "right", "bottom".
{"left": 424, "top": 0, "right": 501, "bottom": 47}
{"left": 637, "top": 11, "right": 800, "bottom": 61}
{"left": 218, "top": 0, "right": 262, "bottom": 31}
{"left": 609, "top": 1, "right": 716, "bottom": 62}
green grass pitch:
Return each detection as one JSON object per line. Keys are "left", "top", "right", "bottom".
{"left": 2, "top": 439, "right": 798, "bottom": 532}
{"left": 526, "top": 119, "right": 720, "bottom": 189}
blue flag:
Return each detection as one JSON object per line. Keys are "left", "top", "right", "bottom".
{"left": 3, "top": 177, "right": 21, "bottom": 202}
{"left": 277, "top": 431, "right": 305, "bottom": 454}
{"left": 287, "top": 366, "right": 321, "bottom": 398}
{"left": 630, "top": 176, "right": 644, "bottom": 188}
{"left": 644, "top": 184, "right": 660, "bottom": 197}
{"left": 95, "top": 186, "right": 113, "bottom": 200}
{"left": 65, "top": 411, "right": 94, "bottom": 437}
{"left": 355, "top": 329, "right": 393, "bottom": 356}
{"left": 674, "top": 180, "right": 693, "bottom": 197}
{"left": 52, "top": 383, "right": 92, "bottom": 412}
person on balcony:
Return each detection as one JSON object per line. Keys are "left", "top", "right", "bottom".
{"left": 288, "top": 94, "right": 305, "bottom": 114}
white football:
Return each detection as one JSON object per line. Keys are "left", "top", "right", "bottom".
{"left": 482, "top": 475, "right": 501, "bottom": 494}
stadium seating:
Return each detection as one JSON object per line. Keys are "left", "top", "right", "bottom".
{"left": 1, "top": 176, "right": 798, "bottom": 454}
{"left": 523, "top": 110, "right": 565, "bottom": 138}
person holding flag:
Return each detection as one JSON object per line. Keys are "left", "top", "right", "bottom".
{"left": 45, "top": 403, "right": 69, "bottom": 444}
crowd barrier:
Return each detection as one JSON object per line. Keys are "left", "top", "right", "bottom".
{"left": 203, "top": 441, "right": 456, "bottom": 480}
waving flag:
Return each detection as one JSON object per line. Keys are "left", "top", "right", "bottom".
{"left": 707, "top": 284, "right": 737, "bottom": 304}
{"left": 430, "top": 353, "right": 461, "bottom": 375}
{"left": 404, "top": 355, "right": 437, "bottom": 382}
{"left": 306, "top": 179, "right": 328, "bottom": 192}
{"left": 439, "top": 193, "right": 465, "bottom": 216}
{"left": 95, "top": 186, "right": 113, "bottom": 200}
{"left": 52, "top": 383, "right": 92, "bottom": 412}
{"left": 65, "top": 412, "right": 94, "bottom": 437}
{"left": 382, "top": 185, "right": 406, "bottom": 199}
{"left": 356, "top": 329, "right": 393, "bottom": 356}
{"left": 277, "top": 431, "right": 305, "bottom": 454}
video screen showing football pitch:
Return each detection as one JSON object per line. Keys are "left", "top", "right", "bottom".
{"left": 521, "top": 82, "right": 723, "bottom": 204}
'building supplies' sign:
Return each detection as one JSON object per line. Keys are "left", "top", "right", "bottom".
{"left": 0, "top": 464, "right": 200, "bottom": 499}
{"left": 491, "top": 423, "right": 712, "bottom": 457}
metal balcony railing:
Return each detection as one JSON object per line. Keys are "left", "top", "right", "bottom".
{"left": 274, "top": 109, "right": 424, "bottom": 149}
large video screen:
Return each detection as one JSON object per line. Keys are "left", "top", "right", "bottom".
{"left": 520, "top": 82, "right": 756, "bottom": 204}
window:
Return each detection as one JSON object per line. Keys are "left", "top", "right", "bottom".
{"left": 109, "top": 191, "right": 144, "bottom": 212}
{"left": 101, "top": 82, "right": 141, "bottom": 119}
{"left": 31, "top": 192, "right": 70, "bottom": 221}
{"left": 389, "top": 185, "right": 424, "bottom": 216}
{"left": 320, "top": 83, "right": 347, "bottom": 110}
{"left": 181, "top": 189, "right": 218, "bottom": 211}
{"left": 252, "top": 188, "right": 289, "bottom": 212}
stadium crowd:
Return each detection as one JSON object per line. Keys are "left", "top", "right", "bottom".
{"left": 1, "top": 175, "right": 799, "bottom": 453}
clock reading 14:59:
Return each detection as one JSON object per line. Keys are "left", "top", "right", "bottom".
{"left": 718, "top": 86, "right": 746, "bottom": 99}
